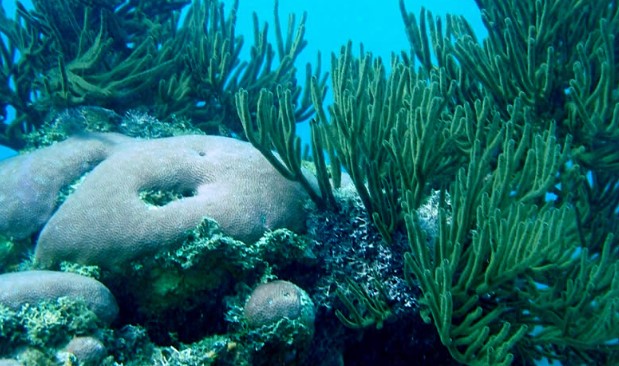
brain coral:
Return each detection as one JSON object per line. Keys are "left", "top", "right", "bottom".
{"left": 33, "top": 134, "right": 311, "bottom": 270}
{"left": 61, "top": 336, "right": 107, "bottom": 366}
{"left": 243, "top": 280, "right": 316, "bottom": 365}
{"left": 0, "top": 270, "right": 118, "bottom": 325}
{"left": 0, "top": 133, "right": 130, "bottom": 240}
{"left": 244, "top": 280, "right": 315, "bottom": 329}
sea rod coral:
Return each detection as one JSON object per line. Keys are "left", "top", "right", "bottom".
{"left": 237, "top": 0, "right": 619, "bottom": 364}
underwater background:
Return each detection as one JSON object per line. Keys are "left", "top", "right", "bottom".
{"left": 1, "top": 0, "right": 618, "bottom": 365}
{"left": 0, "top": 0, "right": 487, "bottom": 159}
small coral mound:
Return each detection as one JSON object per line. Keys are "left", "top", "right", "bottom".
{"left": 243, "top": 280, "right": 315, "bottom": 365}
{"left": 59, "top": 336, "right": 107, "bottom": 366}
{"left": 244, "top": 280, "right": 315, "bottom": 329}
{"left": 0, "top": 270, "right": 118, "bottom": 325}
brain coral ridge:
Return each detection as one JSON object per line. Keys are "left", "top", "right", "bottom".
{"left": 0, "top": 133, "right": 132, "bottom": 240}
{"left": 18, "top": 133, "right": 312, "bottom": 270}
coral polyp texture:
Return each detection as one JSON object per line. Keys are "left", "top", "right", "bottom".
{"left": 243, "top": 280, "right": 316, "bottom": 365}
{"left": 0, "top": 133, "right": 130, "bottom": 240}
{"left": 59, "top": 336, "right": 107, "bottom": 366}
{"left": 0, "top": 270, "right": 118, "bottom": 325}
{"left": 244, "top": 280, "right": 315, "bottom": 329}
{"left": 0, "top": 133, "right": 312, "bottom": 270}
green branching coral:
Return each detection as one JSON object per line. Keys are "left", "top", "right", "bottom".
{"left": 335, "top": 276, "right": 393, "bottom": 330}
{"left": 402, "top": 113, "right": 578, "bottom": 364}
{"left": 0, "top": 0, "right": 322, "bottom": 148}
{"left": 239, "top": 0, "right": 619, "bottom": 364}
{"left": 239, "top": 42, "right": 470, "bottom": 239}
{"left": 236, "top": 84, "right": 335, "bottom": 210}
{"left": 397, "top": 0, "right": 619, "bottom": 364}
{"left": 177, "top": 0, "right": 325, "bottom": 133}
{"left": 314, "top": 45, "right": 406, "bottom": 240}
{"left": 401, "top": 0, "right": 619, "bottom": 243}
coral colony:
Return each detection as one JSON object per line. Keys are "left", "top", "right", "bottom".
{"left": 1, "top": 0, "right": 618, "bottom": 365}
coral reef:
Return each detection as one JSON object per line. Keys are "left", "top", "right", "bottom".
{"left": 0, "top": 123, "right": 319, "bottom": 363}
{"left": 0, "top": 0, "right": 618, "bottom": 365}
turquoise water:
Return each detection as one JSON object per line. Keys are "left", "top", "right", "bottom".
{"left": 0, "top": 0, "right": 485, "bottom": 159}
{"left": 2, "top": 0, "right": 485, "bottom": 74}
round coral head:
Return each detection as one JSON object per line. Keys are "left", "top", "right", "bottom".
{"left": 244, "top": 280, "right": 315, "bottom": 329}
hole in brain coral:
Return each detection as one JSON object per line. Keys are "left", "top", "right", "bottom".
{"left": 139, "top": 187, "right": 197, "bottom": 206}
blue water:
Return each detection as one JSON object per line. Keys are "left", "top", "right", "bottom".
{"left": 225, "top": 0, "right": 486, "bottom": 72}
{"left": 0, "top": 0, "right": 486, "bottom": 160}
{"left": 3, "top": 0, "right": 487, "bottom": 63}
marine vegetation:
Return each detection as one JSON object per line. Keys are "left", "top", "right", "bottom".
{"left": 238, "top": 0, "right": 619, "bottom": 364}
{"left": 0, "top": 0, "right": 325, "bottom": 148}
{"left": 1, "top": 0, "right": 618, "bottom": 365}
